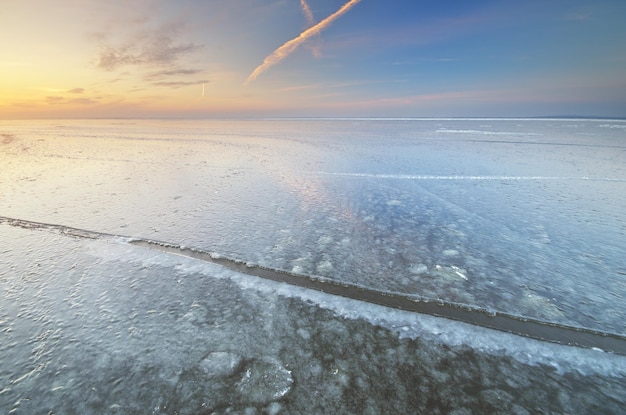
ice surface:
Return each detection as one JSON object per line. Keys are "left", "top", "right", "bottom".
{"left": 1, "top": 118, "right": 624, "bottom": 332}
{"left": 1, "top": 118, "right": 626, "bottom": 413}
{"left": 1, "top": 225, "right": 625, "bottom": 414}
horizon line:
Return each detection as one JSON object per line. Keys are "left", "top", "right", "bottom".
{"left": 2, "top": 115, "right": 625, "bottom": 122}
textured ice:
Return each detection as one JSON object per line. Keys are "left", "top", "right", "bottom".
{"left": 1, "top": 118, "right": 626, "bottom": 413}
{"left": 2, "top": 118, "right": 625, "bottom": 334}
{"left": 199, "top": 352, "right": 243, "bottom": 378}
{"left": 235, "top": 357, "right": 294, "bottom": 405}
{"left": 1, "top": 226, "right": 625, "bottom": 414}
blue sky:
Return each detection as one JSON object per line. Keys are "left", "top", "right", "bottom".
{"left": 1, "top": 0, "right": 625, "bottom": 118}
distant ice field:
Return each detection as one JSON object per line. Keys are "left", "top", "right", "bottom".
{"left": 2, "top": 118, "right": 626, "bottom": 413}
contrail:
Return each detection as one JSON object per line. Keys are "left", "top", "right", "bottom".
{"left": 300, "top": 0, "right": 322, "bottom": 58}
{"left": 245, "top": 0, "right": 361, "bottom": 84}
{"left": 299, "top": 0, "right": 315, "bottom": 23}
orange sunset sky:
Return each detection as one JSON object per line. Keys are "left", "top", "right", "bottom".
{"left": 2, "top": 0, "right": 626, "bottom": 119}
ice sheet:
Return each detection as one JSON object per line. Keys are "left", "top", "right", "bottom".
{"left": 1, "top": 225, "right": 625, "bottom": 414}
{"left": 1, "top": 118, "right": 624, "bottom": 333}
{"left": 1, "top": 118, "right": 626, "bottom": 412}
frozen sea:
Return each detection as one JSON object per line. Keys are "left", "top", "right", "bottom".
{"left": 1, "top": 118, "right": 625, "bottom": 414}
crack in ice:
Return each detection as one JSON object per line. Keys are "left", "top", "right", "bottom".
{"left": 1, "top": 215, "right": 625, "bottom": 355}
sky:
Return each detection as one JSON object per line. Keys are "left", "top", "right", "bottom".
{"left": 1, "top": 0, "right": 625, "bottom": 119}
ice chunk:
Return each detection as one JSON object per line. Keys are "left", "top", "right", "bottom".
{"left": 236, "top": 357, "right": 294, "bottom": 405}
{"left": 434, "top": 264, "right": 469, "bottom": 281}
{"left": 409, "top": 263, "right": 428, "bottom": 275}
{"left": 442, "top": 249, "right": 460, "bottom": 257}
{"left": 199, "top": 351, "right": 243, "bottom": 378}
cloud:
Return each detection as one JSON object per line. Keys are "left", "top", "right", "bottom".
{"left": 145, "top": 68, "right": 208, "bottom": 89}
{"left": 96, "top": 46, "right": 141, "bottom": 70}
{"left": 144, "top": 68, "right": 204, "bottom": 80}
{"left": 46, "top": 95, "right": 101, "bottom": 106}
{"left": 67, "top": 88, "right": 85, "bottom": 94}
{"left": 245, "top": 0, "right": 362, "bottom": 84}
{"left": 94, "top": 21, "right": 202, "bottom": 71}
{"left": 96, "top": 42, "right": 200, "bottom": 71}
{"left": 152, "top": 80, "right": 209, "bottom": 89}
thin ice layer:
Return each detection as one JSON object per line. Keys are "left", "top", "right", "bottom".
{"left": 1, "top": 119, "right": 625, "bottom": 333}
{"left": 1, "top": 226, "right": 625, "bottom": 414}
{"left": 3, "top": 215, "right": 623, "bottom": 353}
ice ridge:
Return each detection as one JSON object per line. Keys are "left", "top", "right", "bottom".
{"left": 1, "top": 215, "right": 625, "bottom": 355}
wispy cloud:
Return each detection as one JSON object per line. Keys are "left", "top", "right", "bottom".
{"left": 96, "top": 42, "right": 200, "bottom": 71}
{"left": 141, "top": 68, "right": 207, "bottom": 89}
{"left": 144, "top": 68, "right": 204, "bottom": 80}
{"left": 45, "top": 95, "right": 100, "bottom": 105}
{"left": 152, "top": 80, "right": 209, "bottom": 89}
{"left": 94, "top": 21, "right": 202, "bottom": 71}
{"left": 245, "top": 0, "right": 362, "bottom": 84}
{"left": 95, "top": 46, "right": 141, "bottom": 70}
{"left": 67, "top": 88, "right": 85, "bottom": 94}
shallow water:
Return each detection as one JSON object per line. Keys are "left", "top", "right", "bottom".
{"left": 1, "top": 118, "right": 625, "bottom": 413}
